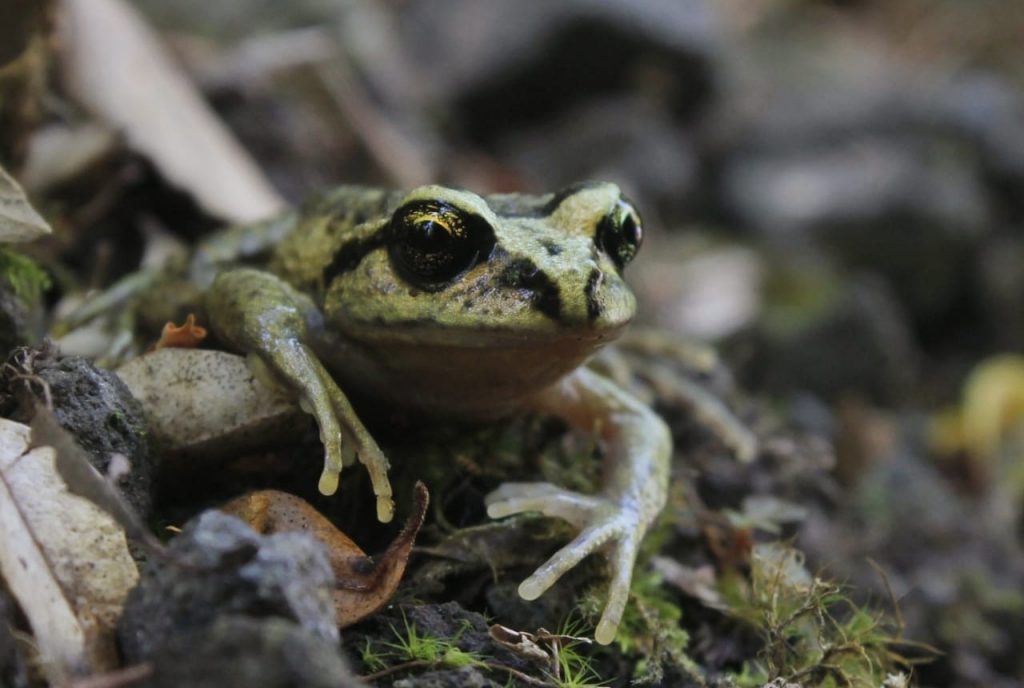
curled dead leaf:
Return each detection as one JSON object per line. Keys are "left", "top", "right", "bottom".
{"left": 221, "top": 482, "right": 429, "bottom": 627}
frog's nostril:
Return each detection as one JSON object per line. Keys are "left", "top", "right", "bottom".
{"left": 584, "top": 268, "right": 604, "bottom": 322}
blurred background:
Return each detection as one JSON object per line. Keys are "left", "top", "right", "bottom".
{"left": 3, "top": 0, "right": 1024, "bottom": 685}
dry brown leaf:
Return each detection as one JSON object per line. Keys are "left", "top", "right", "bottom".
{"left": 59, "top": 0, "right": 285, "bottom": 223}
{"left": 221, "top": 483, "right": 429, "bottom": 627}
{"left": 0, "top": 418, "right": 138, "bottom": 683}
{"left": 0, "top": 163, "right": 52, "bottom": 242}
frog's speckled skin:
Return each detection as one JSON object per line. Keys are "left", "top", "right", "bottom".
{"left": 198, "top": 183, "right": 669, "bottom": 644}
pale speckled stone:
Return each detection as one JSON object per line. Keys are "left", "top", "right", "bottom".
{"left": 116, "top": 348, "right": 308, "bottom": 462}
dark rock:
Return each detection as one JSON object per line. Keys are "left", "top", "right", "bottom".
{"left": 483, "top": 580, "right": 565, "bottom": 636}
{"left": 34, "top": 354, "right": 154, "bottom": 516}
{"left": 136, "top": 616, "right": 362, "bottom": 688}
{"left": 939, "top": 73, "right": 1024, "bottom": 221}
{"left": 722, "top": 137, "right": 990, "bottom": 237}
{"left": 397, "top": 0, "right": 721, "bottom": 143}
{"left": 741, "top": 275, "right": 918, "bottom": 404}
{"left": 499, "top": 97, "right": 699, "bottom": 216}
{"left": 118, "top": 510, "right": 338, "bottom": 663}
{"left": 708, "top": 48, "right": 1008, "bottom": 340}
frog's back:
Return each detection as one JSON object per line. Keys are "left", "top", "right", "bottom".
{"left": 267, "top": 187, "right": 402, "bottom": 293}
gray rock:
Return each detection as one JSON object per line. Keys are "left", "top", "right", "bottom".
{"left": 118, "top": 510, "right": 338, "bottom": 663}
{"left": 722, "top": 137, "right": 990, "bottom": 237}
{"left": 746, "top": 276, "right": 918, "bottom": 404}
{"left": 137, "top": 616, "right": 362, "bottom": 688}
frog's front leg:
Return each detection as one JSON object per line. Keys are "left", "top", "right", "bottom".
{"left": 485, "top": 367, "right": 670, "bottom": 645}
{"left": 205, "top": 267, "right": 394, "bottom": 522}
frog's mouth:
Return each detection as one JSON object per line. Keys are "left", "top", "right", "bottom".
{"left": 344, "top": 317, "right": 630, "bottom": 353}
{"left": 332, "top": 321, "right": 630, "bottom": 419}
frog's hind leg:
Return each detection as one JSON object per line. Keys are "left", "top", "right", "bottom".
{"left": 592, "top": 332, "right": 758, "bottom": 463}
{"left": 650, "top": 362, "right": 758, "bottom": 462}
{"left": 206, "top": 267, "right": 394, "bottom": 522}
{"left": 55, "top": 268, "right": 165, "bottom": 334}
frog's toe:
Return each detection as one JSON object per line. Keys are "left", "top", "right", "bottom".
{"left": 311, "top": 400, "right": 345, "bottom": 497}
{"left": 517, "top": 518, "right": 621, "bottom": 599}
{"left": 485, "top": 482, "right": 603, "bottom": 527}
{"left": 594, "top": 534, "right": 640, "bottom": 645}
{"left": 355, "top": 444, "right": 394, "bottom": 523}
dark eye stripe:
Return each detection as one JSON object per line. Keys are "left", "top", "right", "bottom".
{"left": 321, "top": 229, "right": 387, "bottom": 286}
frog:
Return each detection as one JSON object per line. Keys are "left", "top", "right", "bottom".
{"left": 129, "top": 181, "right": 671, "bottom": 645}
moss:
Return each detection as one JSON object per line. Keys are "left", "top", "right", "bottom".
{"left": 577, "top": 569, "right": 701, "bottom": 685}
{"left": 0, "top": 247, "right": 50, "bottom": 304}
{"left": 721, "top": 544, "right": 918, "bottom": 687}
{"left": 381, "top": 613, "right": 484, "bottom": 669}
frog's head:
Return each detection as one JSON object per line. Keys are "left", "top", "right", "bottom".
{"left": 320, "top": 182, "right": 642, "bottom": 414}
{"left": 324, "top": 182, "right": 640, "bottom": 346}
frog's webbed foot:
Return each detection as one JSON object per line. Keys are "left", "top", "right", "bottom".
{"left": 486, "top": 482, "right": 645, "bottom": 645}
{"left": 486, "top": 367, "right": 671, "bottom": 645}
{"left": 207, "top": 268, "right": 394, "bottom": 522}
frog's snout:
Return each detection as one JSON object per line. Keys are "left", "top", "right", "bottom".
{"left": 553, "top": 262, "right": 633, "bottom": 332}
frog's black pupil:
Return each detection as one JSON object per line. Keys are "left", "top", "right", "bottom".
{"left": 622, "top": 216, "right": 640, "bottom": 247}
{"left": 415, "top": 220, "right": 450, "bottom": 250}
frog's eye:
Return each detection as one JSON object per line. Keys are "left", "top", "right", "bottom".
{"left": 596, "top": 199, "right": 643, "bottom": 270}
{"left": 388, "top": 201, "right": 495, "bottom": 290}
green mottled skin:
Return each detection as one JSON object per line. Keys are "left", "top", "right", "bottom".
{"left": 197, "top": 183, "right": 670, "bottom": 644}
